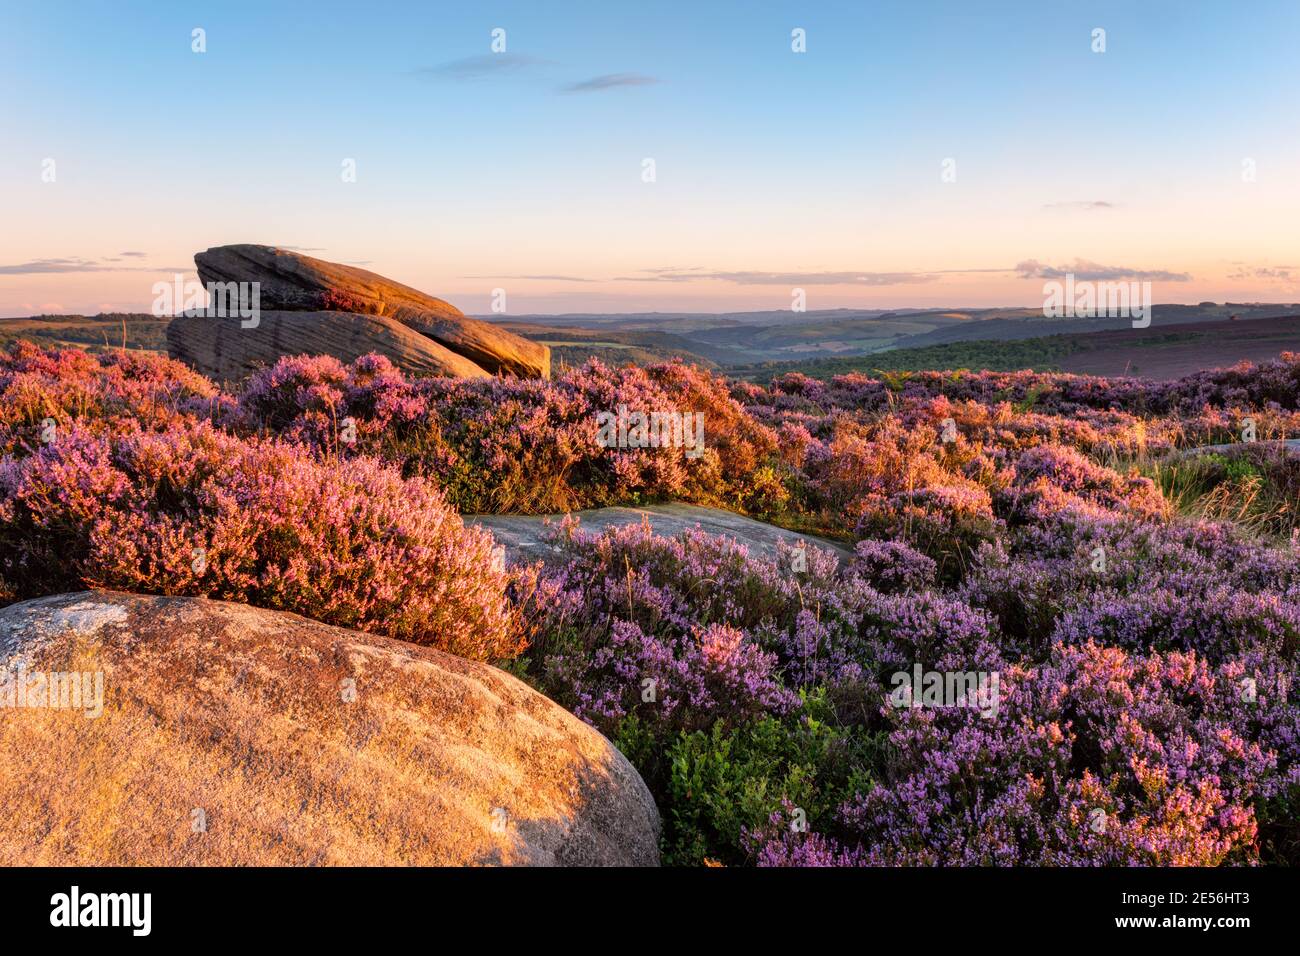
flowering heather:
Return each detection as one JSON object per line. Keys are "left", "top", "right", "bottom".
{"left": 2, "top": 343, "right": 1298, "bottom": 866}
{"left": 519, "top": 519, "right": 824, "bottom": 732}
{"left": 0, "top": 341, "right": 221, "bottom": 456}
{"left": 848, "top": 539, "right": 938, "bottom": 593}
{"left": 829, "top": 643, "right": 1281, "bottom": 866}
{"left": 234, "top": 354, "right": 780, "bottom": 515}
{"left": 1010, "top": 443, "right": 1166, "bottom": 516}
{"left": 0, "top": 418, "right": 521, "bottom": 660}
{"left": 761, "top": 352, "right": 1300, "bottom": 418}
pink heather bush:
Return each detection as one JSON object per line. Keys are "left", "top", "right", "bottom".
{"left": 561, "top": 617, "right": 796, "bottom": 734}
{"left": 824, "top": 643, "right": 1278, "bottom": 866}
{"left": 0, "top": 341, "right": 221, "bottom": 456}
{"left": 848, "top": 539, "right": 938, "bottom": 593}
{"left": 235, "top": 354, "right": 781, "bottom": 515}
{"left": 761, "top": 352, "right": 1300, "bottom": 418}
{"left": 521, "top": 519, "right": 832, "bottom": 732}
{"left": 1053, "top": 587, "right": 1300, "bottom": 660}
{"left": 1005, "top": 443, "right": 1168, "bottom": 521}
{"left": 0, "top": 419, "right": 521, "bottom": 661}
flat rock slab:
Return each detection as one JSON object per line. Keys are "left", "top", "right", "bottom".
{"left": 472, "top": 503, "right": 853, "bottom": 567}
{"left": 0, "top": 591, "right": 659, "bottom": 866}
{"left": 1169, "top": 439, "right": 1300, "bottom": 458}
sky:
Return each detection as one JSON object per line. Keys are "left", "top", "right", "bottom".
{"left": 2, "top": 0, "right": 1299, "bottom": 316}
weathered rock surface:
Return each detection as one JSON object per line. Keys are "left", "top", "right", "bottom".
{"left": 384, "top": 305, "right": 552, "bottom": 381}
{"left": 472, "top": 502, "right": 854, "bottom": 568}
{"left": 0, "top": 591, "right": 660, "bottom": 866}
{"left": 194, "top": 244, "right": 550, "bottom": 378}
{"left": 1169, "top": 438, "right": 1300, "bottom": 459}
{"left": 166, "top": 309, "right": 491, "bottom": 384}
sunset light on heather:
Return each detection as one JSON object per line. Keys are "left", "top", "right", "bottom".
{"left": 0, "top": 0, "right": 1296, "bottom": 939}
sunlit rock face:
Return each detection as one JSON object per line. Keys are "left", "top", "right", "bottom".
{"left": 181, "top": 244, "right": 551, "bottom": 379}
{"left": 0, "top": 591, "right": 660, "bottom": 866}
{"left": 166, "top": 308, "right": 492, "bottom": 384}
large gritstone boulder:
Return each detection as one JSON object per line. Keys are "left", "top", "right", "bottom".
{"left": 192, "top": 244, "right": 550, "bottom": 378}
{"left": 0, "top": 591, "right": 661, "bottom": 866}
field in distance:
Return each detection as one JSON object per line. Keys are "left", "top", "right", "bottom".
{"left": 730, "top": 313, "right": 1300, "bottom": 383}
{"left": 498, "top": 302, "right": 1299, "bottom": 374}
{"left": 2, "top": 306, "right": 1295, "bottom": 383}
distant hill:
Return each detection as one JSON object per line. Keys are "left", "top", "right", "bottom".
{"left": 729, "top": 314, "right": 1300, "bottom": 383}
{"left": 4, "top": 306, "right": 1297, "bottom": 383}
{"left": 494, "top": 303, "right": 1300, "bottom": 369}
{"left": 497, "top": 321, "right": 724, "bottom": 371}
{"left": 494, "top": 308, "right": 1021, "bottom": 366}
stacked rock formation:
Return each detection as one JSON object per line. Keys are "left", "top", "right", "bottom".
{"left": 166, "top": 244, "right": 550, "bottom": 382}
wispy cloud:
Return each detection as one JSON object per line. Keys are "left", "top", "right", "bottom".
{"left": 484, "top": 265, "right": 1015, "bottom": 286}
{"left": 465, "top": 262, "right": 1192, "bottom": 288}
{"left": 1228, "top": 265, "right": 1293, "bottom": 281}
{"left": 560, "top": 72, "right": 658, "bottom": 94}
{"left": 1042, "top": 200, "right": 1116, "bottom": 211}
{"left": 618, "top": 269, "right": 938, "bottom": 286}
{"left": 0, "top": 258, "right": 125, "bottom": 275}
{"left": 0, "top": 256, "right": 178, "bottom": 275}
{"left": 1015, "top": 258, "right": 1191, "bottom": 282}
{"left": 466, "top": 273, "right": 599, "bottom": 283}
{"left": 416, "top": 54, "right": 551, "bottom": 80}
{"left": 119, "top": 250, "right": 147, "bottom": 257}
{"left": 416, "top": 58, "right": 657, "bottom": 97}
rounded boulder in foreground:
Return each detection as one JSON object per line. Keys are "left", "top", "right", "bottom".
{"left": 0, "top": 591, "right": 660, "bottom": 866}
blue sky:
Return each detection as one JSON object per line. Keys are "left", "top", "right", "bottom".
{"left": 2, "top": 0, "right": 1298, "bottom": 315}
